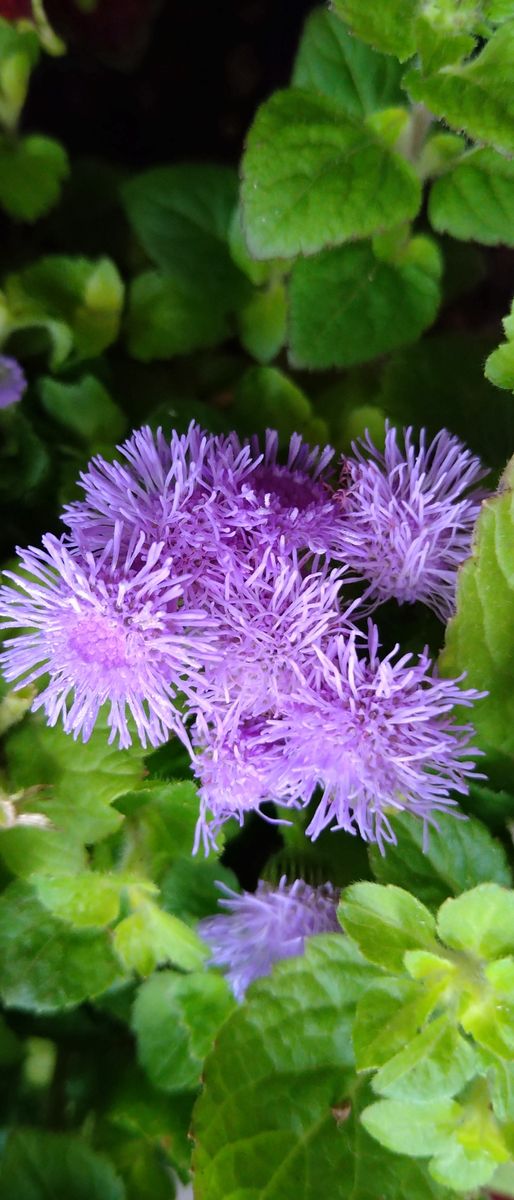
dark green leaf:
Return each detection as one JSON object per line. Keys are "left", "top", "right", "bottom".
{"left": 125, "top": 270, "right": 229, "bottom": 361}
{"left": 0, "top": 1129, "right": 125, "bottom": 1200}
{"left": 0, "top": 881, "right": 123, "bottom": 1011}
{"left": 122, "top": 165, "right": 246, "bottom": 308}
{"left": 288, "top": 237, "right": 441, "bottom": 368}
{"left": 237, "top": 281, "right": 287, "bottom": 363}
{"left": 293, "top": 9, "right": 404, "bottom": 118}
{"left": 39, "top": 374, "right": 125, "bottom": 445}
{"left": 0, "top": 135, "right": 68, "bottom": 222}
{"left": 429, "top": 148, "right": 514, "bottom": 246}
{"left": 133, "top": 970, "right": 236, "bottom": 1093}
{"left": 369, "top": 811, "right": 511, "bottom": 909}
{"left": 232, "top": 365, "right": 328, "bottom": 445}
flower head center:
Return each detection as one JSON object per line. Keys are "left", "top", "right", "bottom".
{"left": 67, "top": 612, "right": 130, "bottom": 669}
{"left": 251, "top": 464, "right": 322, "bottom": 511}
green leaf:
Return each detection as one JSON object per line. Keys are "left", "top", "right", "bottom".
{"left": 231, "top": 365, "right": 327, "bottom": 446}
{"left": 361, "top": 1090, "right": 510, "bottom": 1190}
{"left": 160, "top": 856, "right": 238, "bottom": 924}
{"left": 331, "top": 0, "right": 418, "bottom": 60}
{"left": 0, "top": 822, "right": 86, "bottom": 879}
{"left": 429, "top": 148, "right": 514, "bottom": 246}
{"left": 237, "top": 281, "right": 287, "bottom": 363}
{"left": 92, "top": 1131, "right": 171, "bottom": 1200}
{"left": 406, "top": 22, "right": 514, "bottom": 157}
{"left": 193, "top": 934, "right": 444, "bottom": 1200}
{"left": 0, "top": 20, "right": 40, "bottom": 130}
{"left": 462, "top": 957, "right": 514, "bottom": 1057}
{"left": 5, "top": 712, "right": 145, "bottom": 844}
{"left": 0, "top": 1129, "right": 125, "bottom": 1200}
{"left": 440, "top": 462, "right": 514, "bottom": 759}
{"left": 368, "top": 811, "right": 512, "bottom": 910}
{"left": 103, "top": 1064, "right": 195, "bottom": 1176}
{"left": 436, "top": 883, "right": 514, "bottom": 959}
{"left": 133, "top": 970, "right": 236, "bottom": 1093}
{"left": 353, "top": 977, "right": 437, "bottom": 1070}
{"left": 0, "top": 880, "right": 123, "bottom": 1011}
{"left": 115, "top": 781, "right": 203, "bottom": 881}
{"left": 113, "top": 901, "right": 207, "bottom": 976}
{"left": 485, "top": 298, "right": 514, "bottom": 389}
{"left": 361, "top": 1097, "right": 460, "bottom": 1158}
{"left": 340, "top": 882, "right": 437, "bottom": 972}
{"left": 32, "top": 872, "right": 122, "bottom": 928}
{"left": 125, "top": 269, "right": 229, "bottom": 361}
{"left": 0, "top": 255, "right": 124, "bottom": 370}
{"left": 39, "top": 374, "right": 125, "bottom": 445}
{"left": 122, "top": 164, "right": 246, "bottom": 308}
{"left": 0, "top": 408, "right": 49, "bottom": 498}
{"left": 0, "top": 135, "right": 68, "bottom": 222}
{"left": 485, "top": 0, "right": 514, "bottom": 18}
{"left": 371, "top": 1016, "right": 478, "bottom": 1101}
{"left": 288, "top": 236, "right": 442, "bottom": 368}
{"left": 241, "top": 89, "right": 421, "bottom": 259}
{"left": 293, "top": 9, "right": 404, "bottom": 118}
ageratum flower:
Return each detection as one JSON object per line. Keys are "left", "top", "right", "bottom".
{"left": 191, "top": 555, "right": 351, "bottom": 727}
{"left": 62, "top": 422, "right": 341, "bottom": 568}
{"left": 231, "top": 428, "right": 340, "bottom": 554}
{"left": 62, "top": 423, "right": 208, "bottom": 561}
{"left": 275, "top": 624, "right": 483, "bottom": 850}
{"left": 0, "top": 528, "right": 216, "bottom": 749}
{"left": 0, "top": 355, "right": 27, "bottom": 409}
{"left": 192, "top": 714, "right": 300, "bottom": 852}
{"left": 335, "top": 426, "right": 487, "bottom": 620}
{"left": 198, "top": 877, "right": 340, "bottom": 1000}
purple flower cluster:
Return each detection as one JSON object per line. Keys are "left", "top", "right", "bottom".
{"left": 0, "top": 419, "right": 486, "bottom": 850}
{"left": 199, "top": 877, "right": 341, "bottom": 1000}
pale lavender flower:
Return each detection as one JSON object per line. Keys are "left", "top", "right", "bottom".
{"left": 231, "top": 428, "right": 340, "bottom": 554}
{"left": 190, "top": 555, "right": 351, "bottom": 728}
{"left": 335, "top": 426, "right": 487, "bottom": 620}
{"left": 192, "top": 714, "right": 300, "bottom": 852}
{"left": 198, "top": 876, "right": 340, "bottom": 1000}
{"left": 0, "top": 355, "right": 26, "bottom": 408}
{"left": 0, "top": 528, "right": 216, "bottom": 749}
{"left": 62, "top": 422, "right": 341, "bottom": 567}
{"left": 62, "top": 423, "right": 208, "bottom": 562}
{"left": 276, "top": 624, "right": 483, "bottom": 849}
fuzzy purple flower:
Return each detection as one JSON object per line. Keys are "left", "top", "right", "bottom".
{"left": 274, "top": 624, "right": 483, "bottom": 849}
{"left": 0, "top": 355, "right": 27, "bottom": 409}
{"left": 198, "top": 876, "right": 340, "bottom": 1000}
{"left": 192, "top": 714, "right": 300, "bottom": 852}
{"left": 0, "top": 527, "right": 217, "bottom": 749}
{"left": 190, "top": 555, "right": 351, "bottom": 729}
{"left": 335, "top": 426, "right": 487, "bottom": 620}
{"left": 62, "top": 422, "right": 341, "bottom": 568}
{"left": 229, "top": 428, "right": 340, "bottom": 554}
{"left": 62, "top": 423, "right": 208, "bottom": 562}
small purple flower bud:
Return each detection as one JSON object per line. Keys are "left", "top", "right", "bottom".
{"left": 199, "top": 876, "right": 341, "bottom": 1000}
{"left": 0, "top": 355, "right": 27, "bottom": 409}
